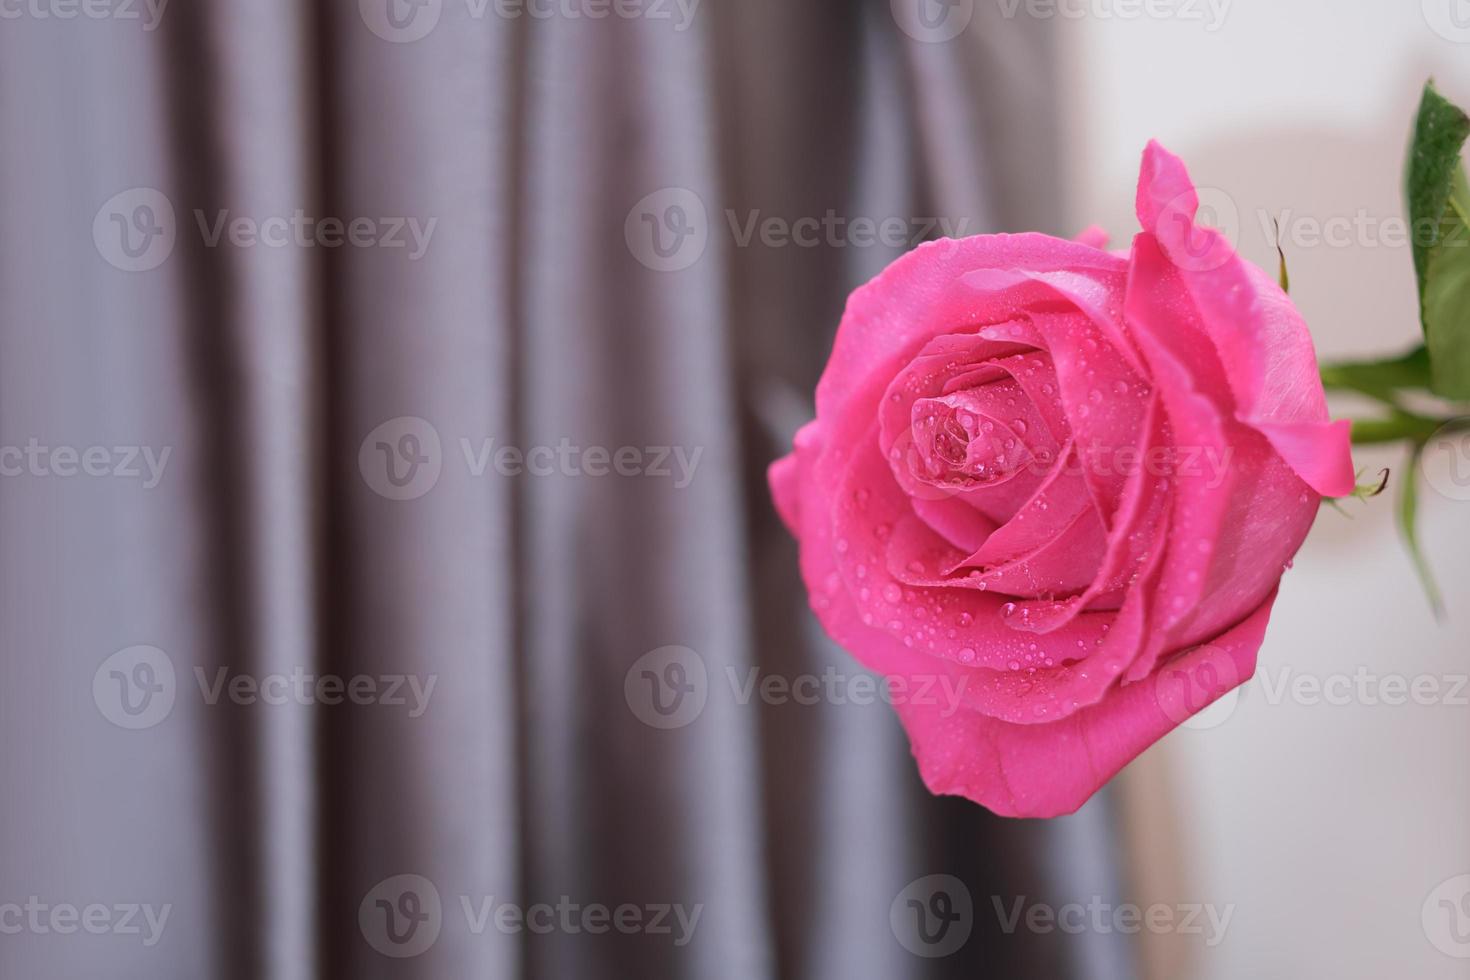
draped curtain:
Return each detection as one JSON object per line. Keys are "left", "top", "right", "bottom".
{"left": 0, "top": 1, "right": 1139, "bottom": 976}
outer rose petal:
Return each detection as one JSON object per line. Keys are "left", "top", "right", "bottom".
{"left": 816, "top": 234, "right": 1125, "bottom": 428}
{"left": 893, "top": 590, "right": 1277, "bottom": 818}
{"left": 1134, "top": 140, "right": 1354, "bottom": 497}
{"left": 769, "top": 452, "right": 801, "bottom": 534}
{"left": 1074, "top": 225, "right": 1110, "bottom": 249}
{"left": 1124, "top": 233, "right": 1317, "bottom": 650}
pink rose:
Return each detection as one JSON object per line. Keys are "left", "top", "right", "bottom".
{"left": 768, "top": 142, "right": 1355, "bottom": 818}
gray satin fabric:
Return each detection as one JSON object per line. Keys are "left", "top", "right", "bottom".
{"left": 0, "top": 1, "right": 1137, "bottom": 977}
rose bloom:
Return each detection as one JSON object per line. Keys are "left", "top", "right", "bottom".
{"left": 769, "top": 143, "right": 1354, "bottom": 817}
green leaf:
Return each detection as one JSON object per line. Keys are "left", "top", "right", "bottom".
{"left": 1319, "top": 345, "right": 1431, "bottom": 404}
{"left": 1407, "top": 81, "right": 1470, "bottom": 299}
{"left": 1344, "top": 410, "right": 1442, "bottom": 445}
{"left": 1407, "top": 82, "right": 1470, "bottom": 399}
{"left": 1397, "top": 445, "right": 1444, "bottom": 617}
{"left": 1425, "top": 167, "right": 1470, "bottom": 398}
{"left": 1273, "top": 217, "right": 1290, "bottom": 293}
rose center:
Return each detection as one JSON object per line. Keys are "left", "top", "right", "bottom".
{"left": 909, "top": 397, "right": 1028, "bottom": 487}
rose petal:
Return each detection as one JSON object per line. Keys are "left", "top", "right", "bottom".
{"left": 1134, "top": 140, "right": 1354, "bottom": 497}
{"left": 891, "top": 589, "right": 1277, "bottom": 817}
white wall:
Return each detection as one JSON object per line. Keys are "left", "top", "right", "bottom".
{"left": 1057, "top": 3, "right": 1470, "bottom": 977}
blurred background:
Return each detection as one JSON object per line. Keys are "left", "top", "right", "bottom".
{"left": 0, "top": 1, "right": 1466, "bottom": 978}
